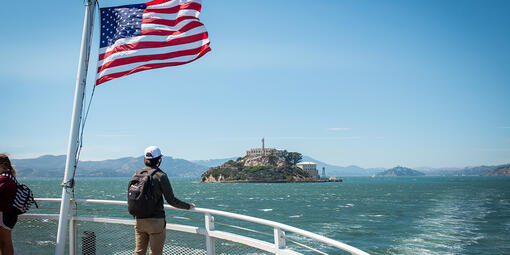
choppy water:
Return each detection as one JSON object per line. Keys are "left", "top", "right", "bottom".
{"left": 14, "top": 176, "right": 510, "bottom": 254}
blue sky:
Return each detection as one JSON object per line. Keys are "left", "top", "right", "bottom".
{"left": 1, "top": 0, "right": 509, "bottom": 168}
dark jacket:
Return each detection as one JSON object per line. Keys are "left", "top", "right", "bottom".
{"left": 136, "top": 166, "right": 190, "bottom": 218}
{"left": 0, "top": 173, "right": 17, "bottom": 212}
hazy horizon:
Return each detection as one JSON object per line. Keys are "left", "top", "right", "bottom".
{"left": 8, "top": 152, "right": 509, "bottom": 171}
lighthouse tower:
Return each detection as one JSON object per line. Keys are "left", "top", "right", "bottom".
{"left": 262, "top": 137, "right": 265, "bottom": 156}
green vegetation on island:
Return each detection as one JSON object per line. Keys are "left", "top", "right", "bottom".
{"left": 201, "top": 150, "right": 315, "bottom": 183}
{"left": 376, "top": 166, "right": 425, "bottom": 177}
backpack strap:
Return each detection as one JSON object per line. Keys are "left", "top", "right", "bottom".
{"left": 137, "top": 168, "right": 158, "bottom": 176}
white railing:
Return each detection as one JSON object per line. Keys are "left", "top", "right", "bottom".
{"left": 20, "top": 198, "right": 370, "bottom": 255}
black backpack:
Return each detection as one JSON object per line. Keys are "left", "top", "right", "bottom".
{"left": 1, "top": 172, "right": 38, "bottom": 214}
{"left": 127, "top": 169, "right": 158, "bottom": 218}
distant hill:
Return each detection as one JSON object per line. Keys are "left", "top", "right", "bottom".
{"left": 422, "top": 165, "right": 507, "bottom": 176}
{"left": 482, "top": 165, "right": 510, "bottom": 176}
{"left": 12, "top": 155, "right": 209, "bottom": 178}
{"left": 12, "top": 155, "right": 66, "bottom": 177}
{"left": 377, "top": 166, "right": 425, "bottom": 177}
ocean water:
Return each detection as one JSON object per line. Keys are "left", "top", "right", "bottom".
{"left": 14, "top": 176, "right": 510, "bottom": 254}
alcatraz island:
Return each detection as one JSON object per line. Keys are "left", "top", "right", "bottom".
{"left": 201, "top": 138, "right": 342, "bottom": 183}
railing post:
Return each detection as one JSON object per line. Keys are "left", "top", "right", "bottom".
{"left": 204, "top": 213, "right": 216, "bottom": 255}
{"left": 69, "top": 216, "right": 77, "bottom": 255}
{"left": 274, "top": 227, "right": 286, "bottom": 252}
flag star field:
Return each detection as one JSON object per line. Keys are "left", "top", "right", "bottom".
{"left": 100, "top": 4, "right": 145, "bottom": 48}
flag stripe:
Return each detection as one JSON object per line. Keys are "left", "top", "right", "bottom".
{"left": 142, "top": 16, "right": 198, "bottom": 27}
{"left": 143, "top": 10, "right": 199, "bottom": 20}
{"left": 98, "top": 43, "right": 210, "bottom": 78}
{"left": 141, "top": 18, "right": 198, "bottom": 31}
{"left": 98, "top": 48, "right": 207, "bottom": 78}
{"left": 96, "top": 45, "right": 210, "bottom": 85}
{"left": 141, "top": 21, "right": 203, "bottom": 35}
{"left": 99, "top": 31, "right": 208, "bottom": 61}
{"left": 145, "top": 0, "right": 201, "bottom": 9}
{"left": 98, "top": 42, "right": 209, "bottom": 73}
{"left": 98, "top": 38, "right": 209, "bottom": 69}
{"left": 144, "top": 2, "right": 201, "bottom": 14}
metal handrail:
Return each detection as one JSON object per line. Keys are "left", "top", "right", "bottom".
{"left": 29, "top": 198, "right": 370, "bottom": 255}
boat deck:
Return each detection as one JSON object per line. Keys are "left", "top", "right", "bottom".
{"left": 13, "top": 198, "right": 369, "bottom": 255}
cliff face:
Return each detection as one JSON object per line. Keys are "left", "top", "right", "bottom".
{"left": 482, "top": 166, "right": 510, "bottom": 176}
{"left": 202, "top": 174, "right": 226, "bottom": 183}
{"left": 201, "top": 153, "right": 314, "bottom": 183}
{"left": 243, "top": 155, "right": 286, "bottom": 167}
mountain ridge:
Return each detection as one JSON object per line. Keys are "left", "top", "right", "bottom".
{"left": 12, "top": 155, "right": 208, "bottom": 178}
{"left": 481, "top": 165, "right": 510, "bottom": 176}
{"left": 10, "top": 155, "right": 509, "bottom": 178}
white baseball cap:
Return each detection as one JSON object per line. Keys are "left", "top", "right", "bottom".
{"left": 144, "top": 146, "right": 162, "bottom": 159}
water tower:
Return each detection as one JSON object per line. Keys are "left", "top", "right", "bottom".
{"left": 322, "top": 167, "right": 326, "bottom": 178}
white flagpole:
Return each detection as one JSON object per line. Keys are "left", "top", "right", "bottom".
{"left": 55, "top": 0, "right": 96, "bottom": 254}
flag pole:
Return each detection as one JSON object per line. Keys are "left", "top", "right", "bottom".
{"left": 55, "top": 0, "right": 96, "bottom": 254}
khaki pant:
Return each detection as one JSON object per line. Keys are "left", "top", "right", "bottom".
{"left": 134, "top": 218, "right": 166, "bottom": 255}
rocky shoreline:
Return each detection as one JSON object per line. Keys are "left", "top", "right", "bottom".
{"left": 202, "top": 175, "right": 342, "bottom": 183}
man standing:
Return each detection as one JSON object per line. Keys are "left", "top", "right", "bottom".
{"left": 129, "top": 146, "right": 195, "bottom": 255}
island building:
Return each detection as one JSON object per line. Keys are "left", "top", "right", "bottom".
{"left": 246, "top": 137, "right": 278, "bottom": 156}
{"left": 245, "top": 138, "right": 319, "bottom": 178}
{"left": 296, "top": 162, "right": 319, "bottom": 179}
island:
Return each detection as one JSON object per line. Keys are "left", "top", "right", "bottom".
{"left": 482, "top": 165, "right": 510, "bottom": 176}
{"left": 201, "top": 139, "right": 342, "bottom": 183}
{"left": 376, "top": 166, "right": 425, "bottom": 177}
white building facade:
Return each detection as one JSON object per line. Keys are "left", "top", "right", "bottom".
{"left": 246, "top": 148, "right": 278, "bottom": 156}
{"left": 296, "top": 162, "right": 319, "bottom": 179}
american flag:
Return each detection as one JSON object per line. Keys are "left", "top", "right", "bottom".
{"left": 96, "top": 0, "right": 211, "bottom": 85}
